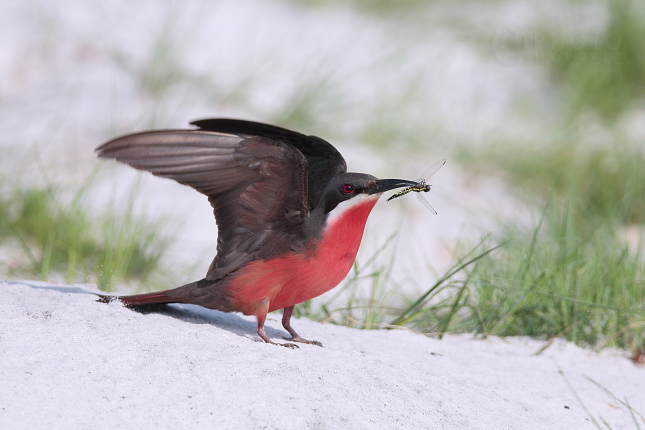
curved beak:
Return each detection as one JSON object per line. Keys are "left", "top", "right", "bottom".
{"left": 368, "top": 178, "right": 418, "bottom": 195}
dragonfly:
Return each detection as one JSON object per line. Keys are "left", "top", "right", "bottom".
{"left": 386, "top": 158, "right": 446, "bottom": 214}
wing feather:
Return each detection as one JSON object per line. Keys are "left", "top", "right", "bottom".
{"left": 96, "top": 129, "right": 309, "bottom": 280}
{"left": 191, "top": 118, "right": 347, "bottom": 209}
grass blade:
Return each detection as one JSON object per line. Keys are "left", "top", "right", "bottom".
{"left": 390, "top": 240, "right": 508, "bottom": 326}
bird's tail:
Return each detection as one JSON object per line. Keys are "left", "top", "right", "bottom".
{"left": 96, "top": 278, "right": 214, "bottom": 308}
{"left": 97, "top": 290, "right": 182, "bottom": 307}
{"left": 98, "top": 291, "right": 182, "bottom": 307}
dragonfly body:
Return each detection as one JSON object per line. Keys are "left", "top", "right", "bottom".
{"left": 386, "top": 158, "right": 445, "bottom": 214}
{"left": 387, "top": 183, "right": 431, "bottom": 200}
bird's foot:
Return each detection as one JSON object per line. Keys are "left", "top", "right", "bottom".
{"left": 254, "top": 337, "right": 299, "bottom": 349}
{"left": 280, "top": 342, "right": 299, "bottom": 349}
{"left": 284, "top": 336, "right": 323, "bottom": 347}
{"left": 280, "top": 306, "right": 323, "bottom": 347}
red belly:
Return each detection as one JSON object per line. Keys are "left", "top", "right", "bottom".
{"left": 228, "top": 197, "right": 379, "bottom": 315}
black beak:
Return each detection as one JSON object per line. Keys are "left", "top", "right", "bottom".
{"left": 369, "top": 178, "right": 418, "bottom": 195}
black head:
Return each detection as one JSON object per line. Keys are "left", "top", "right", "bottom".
{"left": 317, "top": 173, "right": 419, "bottom": 214}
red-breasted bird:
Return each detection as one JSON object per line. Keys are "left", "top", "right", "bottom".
{"left": 96, "top": 119, "right": 425, "bottom": 347}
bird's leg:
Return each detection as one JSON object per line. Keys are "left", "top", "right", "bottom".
{"left": 256, "top": 299, "right": 298, "bottom": 349}
{"left": 281, "top": 306, "right": 323, "bottom": 347}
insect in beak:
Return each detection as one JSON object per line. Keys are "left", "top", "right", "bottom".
{"left": 386, "top": 158, "right": 446, "bottom": 214}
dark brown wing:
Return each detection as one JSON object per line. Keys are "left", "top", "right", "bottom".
{"left": 96, "top": 130, "right": 308, "bottom": 280}
{"left": 190, "top": 119, "right": 347, "bottom": 210}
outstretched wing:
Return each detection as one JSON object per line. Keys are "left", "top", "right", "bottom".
{"left": 96, "top": 129, "right": 309, "bottom": 281}
{"left": 190, "top": 119, "right": 347, "bottom": 210}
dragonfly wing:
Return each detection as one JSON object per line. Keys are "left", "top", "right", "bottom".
{"left": 420, "top": 158, "right": 446, "bottom": 182}
{"left": 417, "top": 193, "right": 437, "bottom": 215}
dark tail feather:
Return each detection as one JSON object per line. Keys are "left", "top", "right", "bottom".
{"left": 96, "top": 278, "right": 214, "bottom": 308}
{"left": 97, "top": 290, "right": 181, "bottom": 307}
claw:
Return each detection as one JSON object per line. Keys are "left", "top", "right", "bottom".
{"left": 284, "top": 336, "right": 323, "bottom": 347}
{"left": 281, "top": 342, "right": 299, "bottom": 349}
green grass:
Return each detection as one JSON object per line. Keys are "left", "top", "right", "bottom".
{"left": 111, "top": 3, "right": 191, "bottom": 102}
{"left": 410, "top": 132, "right": 644, "bottom": 353}
{"left": 452, "top": 209, "right": 643, "bottom": 352}
{"left": 290, "top": 0, "right": 430, "bottom": 16}
{"left": 0, "top": 173, "right": 173, "bottom": 292}
{"left": 458, "top": 135, "right": 645, "bottom": 228}
{"left": 541, "top": 0, "right": 645, "bottom": 121}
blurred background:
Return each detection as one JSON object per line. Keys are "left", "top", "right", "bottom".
{"left": 1, "top": 0, "right": 643, "bottom": 353}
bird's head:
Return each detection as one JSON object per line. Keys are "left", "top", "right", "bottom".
{"left": 300, "top": 172, "right": 419, "bottom": 238}
{"left": 316, "top": 173, "right": 418, "bottom": 215}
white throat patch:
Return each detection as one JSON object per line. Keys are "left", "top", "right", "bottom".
{"left": 326, "top": 193, "right": 380, "bottom": 227}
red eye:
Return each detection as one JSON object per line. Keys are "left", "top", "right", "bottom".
{"left": 342, "top": 184, "right": 353, "bottom": 194}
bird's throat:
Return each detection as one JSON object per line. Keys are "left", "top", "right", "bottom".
{"left": 320, "top": 193, "right": 380, "bottom": 262}
{"left": 325, "top": 193, "right": 378, "bottom": 228}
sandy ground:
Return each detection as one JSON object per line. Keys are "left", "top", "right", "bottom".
{"left": 1, "top": 279, "right": 643, "bottom": 430}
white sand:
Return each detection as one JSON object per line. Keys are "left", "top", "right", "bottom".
{"left": 1, "top": 279, "right": 643, "bottom": 430}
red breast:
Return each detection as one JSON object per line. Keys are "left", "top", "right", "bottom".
{"left": 228, "top": 195, "right": 380, "bottom": 315}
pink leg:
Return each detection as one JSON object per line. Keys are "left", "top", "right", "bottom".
{"left": 282, "top": 306, "right": 323, "bottom": 347}
{"left": 256, "top": 299, "right": 298, "bottom": 348}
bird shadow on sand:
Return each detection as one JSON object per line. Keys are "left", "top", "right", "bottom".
{"left": 129, "top": 302, "right": 290, "bottom": 342}
{"left": 12, "top": 280, "right": 289, "bottom": 342}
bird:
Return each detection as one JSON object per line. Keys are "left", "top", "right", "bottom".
{"left": 96, "top": 118, "right": 422, "bottom": 347}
